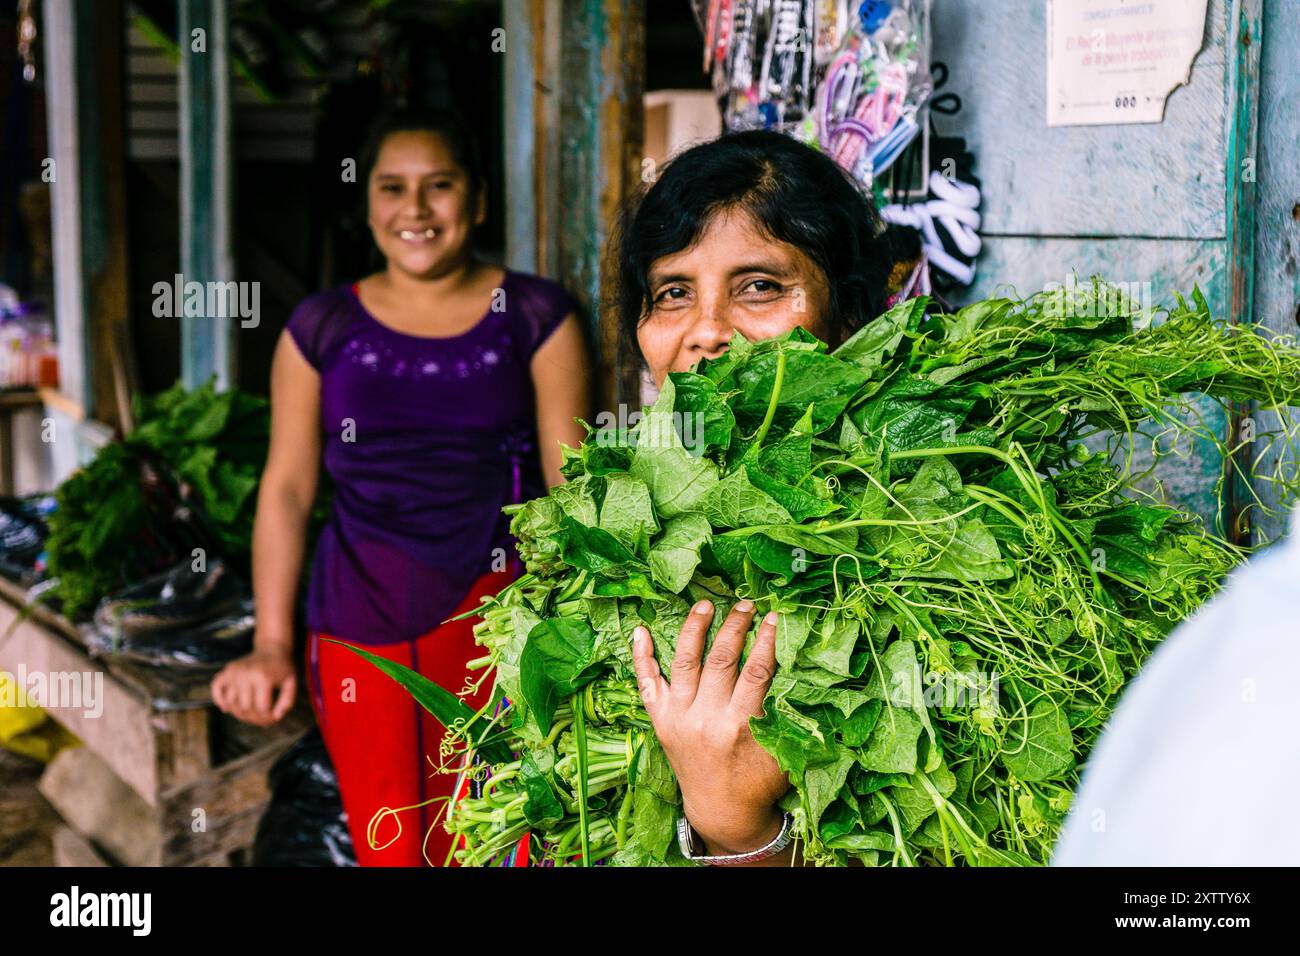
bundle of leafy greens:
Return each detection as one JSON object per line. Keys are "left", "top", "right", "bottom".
{"left": 350, "top": 280, "right": 1300, "bottom": 867}
{"left": 44, "top": 379, "right": 271, "bottom": 618}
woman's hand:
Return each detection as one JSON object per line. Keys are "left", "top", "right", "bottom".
{"left": 631, "top": 599, "right": 789, "bottom": 856}
{"left": 211, "top": 648, "right": 297, "bottom": 727}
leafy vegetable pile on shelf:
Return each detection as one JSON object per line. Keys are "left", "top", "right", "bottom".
{"left": 45, "top": 380, "right": 270, "bottom": 618}
{"left": 384, "top": 281, "right": 1300, "bottom": 866}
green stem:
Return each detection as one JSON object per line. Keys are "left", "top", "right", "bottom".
{"left": 750, "top": 347, "right": 787, "bottom": 451}
{"left": 615, "top": 785, "right": 634, "bottom": 849}
{"left": 572, "top": 691, "right": 591, "bottom": 867}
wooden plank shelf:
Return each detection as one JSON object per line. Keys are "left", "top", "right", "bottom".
{"left": 0, "top": 576, "right": 310, "bottom": 865}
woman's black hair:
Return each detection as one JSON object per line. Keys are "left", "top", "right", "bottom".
{"left": 356, "top": 106, "right": 486, "bottom": 203}
{"left": 612, "top": 129, "right": 906, "bottom": 366}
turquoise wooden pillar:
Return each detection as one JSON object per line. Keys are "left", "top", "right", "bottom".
{"left": 502, "top": 0, "right": 645, "bottom": 408}
{"left": 1224, "top": 0, "right": 1262, "bottom": 543}
{"left": 178, "top": 0, "right": 234, "bottom": 389}
{"left": 503, "top": 0, "right": 539, "bottom": 275}
{"left": 1249, "top": 0, "right": 1300, "bottom": 544}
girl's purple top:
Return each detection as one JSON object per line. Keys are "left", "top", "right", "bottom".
{"left": 286, "top": 269, "right": 578, "bottom": 645}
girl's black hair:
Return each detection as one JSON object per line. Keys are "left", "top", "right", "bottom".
{"left": 352, "top": 107, "right": 486, "bottom": 272}
{"left": 612, "top": 129, "right": 906, "bottom": 366}
{"left": 356, "top": 106, "right": 486, "bottom": 202}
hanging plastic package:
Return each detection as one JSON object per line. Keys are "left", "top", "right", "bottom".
{"left": 817, "top": 0, "right": 933, "bottom": 188}
{"left": 696, "top": 0, "right": 819, "bottom": 137}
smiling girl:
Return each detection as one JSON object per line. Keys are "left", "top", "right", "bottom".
{"left": 211, "top": 108, "right": 592, "bottom": 866}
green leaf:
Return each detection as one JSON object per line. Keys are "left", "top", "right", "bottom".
{"left": 630, "top": 377, "right": 721, "bottom": 517}
{"left": 629, "top": 736, "right": 679, "bottom": 861}
{"left": 519, "top": 617, "right": 604, "bottom": 733}
{"left": 520, "top": 748, "right": 565, "bottom": 828}
{"left": 598, "top": 473, "right": 659, "bottom": 555}
{"left": 666, "top": 371, "right": 736, "bottom": 455}
{"left": 1001, "top": 698, "right": 1075, "bottom": 782}
{"left": 551, "top": 475, "right": 601, "bottom": 525}
{"left": 795, "top": 608, "right": 860, "bottom": 678}
{"left": 559, "top": 517, "right": 641, "bottom": 577}
{"left": 703, "top": 466, "right": 793, "bottom": 528}
{"left": 774, "top": 603, "right": 816, "bottom": 669}
{"left": 732, "top": 348, "right": 869, "bottom": 436}
{"left": 648, "top": 513, "right": 712, "bottom": 593}
{"left": 804, "top": 754, "right": 856, "bottom": 833}
{"left": 833, "top": 296, "right": 926, "bottom": 372}
{"left": 859, "top": 707, "right": 922, "bottom": 775}
{"left": 322, "top": 639, "right": 513, "bottom": 764}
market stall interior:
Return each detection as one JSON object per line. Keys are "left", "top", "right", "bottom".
{"left": 1, "top": 0, "right": 1298, "bottom": 867}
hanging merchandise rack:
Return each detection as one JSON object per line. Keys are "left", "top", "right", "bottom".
{"left": 694, "top": 0, "right": 932, "bottom": 187}
{"left": 692, "top": 0, "right": 983, "bottom": 299}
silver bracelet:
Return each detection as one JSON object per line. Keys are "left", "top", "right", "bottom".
{"left": 677, "top": 812, "right": 794, "bottom": 866}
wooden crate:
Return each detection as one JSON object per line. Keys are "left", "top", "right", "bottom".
{"left": 0, "top": 579, "right": 310, "bottom": 865}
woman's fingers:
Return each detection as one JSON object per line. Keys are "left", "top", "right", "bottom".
{"left": 697, "top": 600, "right": 756, "bottom": 705}
{"left": 668, "top": 600, "right": 714, "bottom": 705}
{"left": 631, "top": 625, "right": 669, "bottom": 722}
{"left": 731, "top": 610, "right": 778, "bottom": 717}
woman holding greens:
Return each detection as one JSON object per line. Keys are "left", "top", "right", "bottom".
{"left": 615, "top": 130, "right": 910, "bottom": 865}
{"left": 211, "top": 108, "right": 592, "bottom": 866}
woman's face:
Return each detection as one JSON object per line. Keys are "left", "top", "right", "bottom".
{"left": 367, "top": 130, "right": 484, "bottom": 279}
{"left": 636, "top": 207, "right": 832, "bottom": 387}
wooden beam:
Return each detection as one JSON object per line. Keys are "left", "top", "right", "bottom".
{"left": 179, "top": 0, "right": 235, "bottom": 389}
{"left": 504, "top": 0, "right": 538, "bottom": 273}
{"left": 521, "top": 0, "right": 644, "bottom": 412}
{"left": 158, "top": 734, "right": 297, "bottom": 866}
{"left": 86, "top": 0, "right": 137, "bottom": 432}
{"left": 1225, "top": 0, "right": 1263, "bottom": 544}
{"left": 559, "top": 0, "right": 645, "bottom": 412}
{"left": 1248, "top": 0, "right": 1300, "bottom": 545}
{"left": 41, "top": 0, "right": 99, "bottom": 481}
{"left": 39, "top": 1, "right": 135, "bottom": 444}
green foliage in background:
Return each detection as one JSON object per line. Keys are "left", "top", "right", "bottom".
{"left": 44, "top": 379, "right": 270, "bottom": 618}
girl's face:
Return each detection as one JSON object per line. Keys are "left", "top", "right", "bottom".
{"left": 636, "top": 207, "right": 831, "bottom": 387}
{"left": 367, "top": 130, "right": 484, "bottom": 279}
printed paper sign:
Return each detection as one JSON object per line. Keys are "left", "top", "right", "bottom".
{"left": 1046, "top": 0, "right": 1209, "bottom": 127}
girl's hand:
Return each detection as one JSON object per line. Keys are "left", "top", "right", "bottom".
{"left": 211, "top": 649, "right": 297, "bottom": 727}
{"left": 631, "top": 600, "right": 789, "bottom": 855}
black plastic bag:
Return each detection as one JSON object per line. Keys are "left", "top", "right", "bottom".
{"left": 84, "top": 558, "right": 254, "bottom": 670}
{"left": 253, "top": 727, "right": 358, "bottom": 867}
{"left": 0, "top": 493, "right": 55, "bottom": 585}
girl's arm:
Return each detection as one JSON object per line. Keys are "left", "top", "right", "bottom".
{"left": 211, "top": 331, "right": 321, "bottom": 726}
{"left": 530, "top": 312, "right": 592, "bottom": 488}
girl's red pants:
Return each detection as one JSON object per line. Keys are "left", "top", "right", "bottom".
{"left": 306, "top": 570, "right": 505, "bottom": 867}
